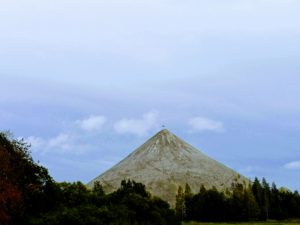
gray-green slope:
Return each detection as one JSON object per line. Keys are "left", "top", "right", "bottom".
{"left": 87, "top": 129, "right": 247, "bottom": 206}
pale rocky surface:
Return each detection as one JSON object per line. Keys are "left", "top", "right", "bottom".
{"left": 87, "top": 129, "right": 248, "bottom": 206}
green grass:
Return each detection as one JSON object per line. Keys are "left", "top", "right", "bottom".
{"left": 183, "top": 220, "right": 300, "bottom": 225}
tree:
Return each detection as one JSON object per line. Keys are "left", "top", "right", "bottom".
{"left": 184, "top": 183, "right": 193, "bottom": 220}
{"left": 252, "top": 177, "right": 266, "bottom": 220}
{"left": 243, "top": 185, "right": 260, "bottom": 220}
{"left": 0, "top": 144, "right": 22, "bottom": 225}
{"left": 91, "top": 181, "right": 105, "bottom": 206}
{"left": 270, "top": 182, "right": 282, "bottom": 219}
{"left": 175, "top": 186, "right": 184, "bottom": 220}
{"left": 261, "top": 178, "right": 271, "bottom": 220}
{"left": 203, "top": 187, "right": 226, "bottom": 221}
{"left": 184, "top": 183, "right": 192, "bottom": 197}
{"left": 0, "top": 132, "right": 53, "bottom": 225}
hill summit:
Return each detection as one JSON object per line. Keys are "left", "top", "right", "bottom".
{"left": 87, "top": 129, "right": 247, "bottom": 205}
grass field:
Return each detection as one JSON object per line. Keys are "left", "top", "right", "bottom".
{"left": 183, "top": 220, "right": 300, "bottom": 225}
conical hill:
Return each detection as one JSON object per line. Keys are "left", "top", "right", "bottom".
{"left": 87, "top": 129, "right": 247, "bottom": 205}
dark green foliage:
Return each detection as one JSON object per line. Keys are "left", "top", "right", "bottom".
{"left": 228, "top": 183, "right": 260, "bottom": 221}
{"left": 0, "top": 132, "right": 54, "bottom": 225}
{"left": 1, "top": 131, "right": 179, "bottom": 225}
{"left": 184, "top": 183, "right": 193, "bottom": 221}
{"left": 180, "top": 178, "right": 300, "bottom": 223}
{"left": 2, "top": 131, "right": 300, "bottom": 224}
{"left": 185, "top": 186, "right": 227, "bottom": 222}
{"left": 108, "top": 180, "right": 179, "bottom": 225}
{"left": 30, "top": 180, "right": 179, "bottom": 225}
{"left": 175, "top": 185, "right": 185, "bottom": 220}
{"left": 261, "top": 178, "right": 271, "bottom": 220}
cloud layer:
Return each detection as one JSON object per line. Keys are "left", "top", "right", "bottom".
{"left": 76, "top": 115, "right": 107, "bottom": 131}
{"left": 284, "top": 161, "right": 300, "bottom": 170}
{"left": 1, "top": 0, "right": 300, "bottom": 190}
{"left": 188, "top": 117, "right": 224, "bottom": 133}
{"left": 26, "top": 133, "right": 90, "bottom": 155}
{"left": 26, "top": 112, "right": 160, "bottom": 154}
{"left": 114, "top": 111, "right": 159, "bottom": 137}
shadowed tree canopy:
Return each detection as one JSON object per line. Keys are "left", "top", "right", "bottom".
{"left": 1, "top": 131, "right": 300, "bottom": 224}
{"left": 181, "top": 178, "right": 300, "bottom": 222}
{"left": 0, "top": 132, "right": 54, "bottom": 225}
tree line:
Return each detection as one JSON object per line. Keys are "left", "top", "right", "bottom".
{"left": 0, "top": 132, "right": 179, "bottom": 225}
{"left": 1, "top": 131, "right": 300, "bottom": 224}
{"left": 176, "top": 179, "right": 300, "bottom": 222}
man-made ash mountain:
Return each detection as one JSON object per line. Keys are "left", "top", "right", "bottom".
{"left": 87, "top": 129, "right": 247, "bottom": 205}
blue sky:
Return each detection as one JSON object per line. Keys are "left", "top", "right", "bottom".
{"left": 1, "top": 0, "right": 300, "bottom": 191}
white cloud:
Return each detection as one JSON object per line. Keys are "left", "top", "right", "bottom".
{"left": 76, "top": 115, "right": 107, "bottom": 131}
{"left": 24, "top": 115, "right": 107, "bottom": 155}
{"left": 284, "top": 161, "right": 300, "bottom": 170}
{"left": 26, "top": 136, "right": 45, "bottom": 148}
{"left": 114, "top": 111, "right": 159, "bottom": 136}
{"left": 188, "top": 117, "right": 224, "bottom": 133}
{"left": 47, "top": 133, "right": 72, "bottom": 150}
{"left": 25, "top": 133, "right": 89, "bottom": 155}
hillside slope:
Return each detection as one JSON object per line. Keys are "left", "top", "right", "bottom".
{"left": 87, "top": 129, "right": 248, "bottom": 205}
